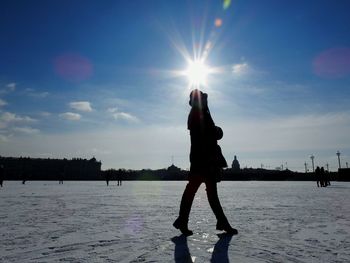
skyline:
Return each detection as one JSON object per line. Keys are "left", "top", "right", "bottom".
{"left": 1, "top": 0, "right": 350, "bottom": 171}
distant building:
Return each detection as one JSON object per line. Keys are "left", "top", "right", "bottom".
{"left": 0, "top": 156, "right": 101, "bottom": 180}
{"left": 167, "top": 164, "right": 181, "bottom": 173}
{"left": 338, "top": 168, "right": 350, "bottom": 181}
{"left": 231, "top": 155, "right": 240, "bottom": 172}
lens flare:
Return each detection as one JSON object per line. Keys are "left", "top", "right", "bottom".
{"left": 223, "top": 0, "right": 231, "bottom": 10}
{"left": 185, "top": 59, "right": 210, "bottom": 87}
{"left": 313, "top": 47, "right": 350, "bottom": 78}
{"left": 214, "top": 18, "right": 223, "bottom": 27}
{"left": 153, "top": 0, "right": 236, "bottom": 92}
{"left": 53, "top": 53, "right": 93, "bottom": 82}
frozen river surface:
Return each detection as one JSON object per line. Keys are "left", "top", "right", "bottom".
{"left": 0, "top": 181, "right": 349, "bottom": 262}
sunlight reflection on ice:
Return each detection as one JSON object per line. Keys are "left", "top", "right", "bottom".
{"left": 207, "top": 247, "right": 214, "bottom": 253}
{"left": 124, "top": 214, "right": 144, "bottom": 235}
{"left": 202, "top": 233, "right": 209, "bottom": 239}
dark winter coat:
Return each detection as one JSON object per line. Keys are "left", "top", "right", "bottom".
{"left": 187, "top": 107, "right": 227, "bottom": 178}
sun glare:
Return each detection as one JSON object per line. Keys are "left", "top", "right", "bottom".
{"left": 185, "top": 59, "right": 210, "bottom": 87}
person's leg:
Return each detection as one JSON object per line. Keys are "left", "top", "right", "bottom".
{"left": 205, "top": 181, "right": 228, "bottom": 223}
{"left": 174, "top": 177, "right": 202, "bottom": 235}
{"left": 205, "top": 180, "right": 238, "bottom": 234}
{"left": 177, "top": 178, "right": 202, "bottom": 222}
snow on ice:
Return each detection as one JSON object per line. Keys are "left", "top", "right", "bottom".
{"left": 0, "top": 181, "right": 349, "bottom": 262}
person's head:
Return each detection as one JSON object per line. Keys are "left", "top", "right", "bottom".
{"left": 189, "top": 89, "right": 208, "bottom": 109}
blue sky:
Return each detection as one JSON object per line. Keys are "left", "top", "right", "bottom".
{"left": 1, "top": 0, "right": 350, "bottom": 171}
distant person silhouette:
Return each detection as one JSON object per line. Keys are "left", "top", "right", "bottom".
{"left": 173, "top": 89, "right": 237, "bottom": 236}
{"left": 0, "top": 164, "right": 4, "bottom": 187}
{"left": 320, "top": 167, "right": 326, "bottom": 187}
{"left": 325, "top": 169, "right": 331, "bottom": 186}
{"left": 105, "top": 171, "right": 111, "bottom": 186}
{"left": 59, "top": 162, "right": 67, "bottom": 184}
{"left": 315, "top": 166, "right": 321, "bottom": 187}
{"left": 117, "top": 174, "right": 122, "bottom": 186}
{"left": 59, "top": 171, "right": 64, "bottom": 184}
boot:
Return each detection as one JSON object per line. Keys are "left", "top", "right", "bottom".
{"left": 216, "top": 221, "right": 238, "bottom": 235}
{"left": 173, "top": 218, "right": 193, "bottom": 236}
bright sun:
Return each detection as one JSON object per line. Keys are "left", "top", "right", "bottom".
{"left": 185, "top": 59, "right": 210, "bottom": 87}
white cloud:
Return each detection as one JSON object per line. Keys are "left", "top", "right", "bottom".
{"left": 0, "top": 112, "right": 36, "bottom": 123}
{"left": 69, "top": 101, "right": 93, "bottom": 112}
{"left": 0, "top": 112, "right": 38, "bottom": 139}
{"left": 1, "top": 106, "right": 349, "bottom": 171}
{"left": 39, "top": 111, "right": 51, "bottom": 117}
{"left": 3, "top": 113, "right": 16, "bottom": 122}
{"left": 13, "top": 126, "right": 40, "bottom": 134}
{"left": 107, "top": 107, "right": 139, "bottom": 123}
{"left": 232, "top": 62, "right": 249, "bottom": 75}
{"left": 6, "top": 83, "right": 16, "bottom": 91}
{"left": 0, "top": 121, "right": 7, "bottom": 129}
{"left": 0, "top": 82, "right": 16, "bottom": 95}
{"left": 107, "top": 107, "right": 118, "bottom": 113}
{"left": 112, "top": 112, "right": 139, "bottom": 123}
{"left": 0, "top": 98, "right": 7, "bottom": 106}
{"left": 59, "top": 112, "right": 81, "bottom": 121}
{"left": 231, "top": 61, "right": 266, "bottom": 78}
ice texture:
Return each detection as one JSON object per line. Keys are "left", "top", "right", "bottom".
{"left": 0, "top": 181, "right": 349, "bottom": 262}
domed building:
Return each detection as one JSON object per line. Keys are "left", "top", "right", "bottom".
{"left": 232, "top": 155, "right": 240, "bottom": 172}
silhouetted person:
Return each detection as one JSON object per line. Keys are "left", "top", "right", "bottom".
{"left": 117, "top": 175, "right": 122, "bottom": 186}
{"left": 325, "top": 170, "right": 331, "bottom": 186}
{"left": 19, "top": 163, "right": 26, "bottom": 184}
{"left": 0, "top": 164, "right": 4, "bottom": 187}
{"left": 59, "top": 162, "right": 67, "bottom": 184}
{"left": 315, "top": 166, "right": 321, "bottom": 187}
{"left": 320, "top": 167, "right": 326, "bottom": 187}
{"left": 173, "top": 89, "right": 237, "bottom": 236}
{"left": 105, "top": 170, "right": 111, "bottom": 186}
{"left": 59, "top": 170, "right": 64, "bottom": 184}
